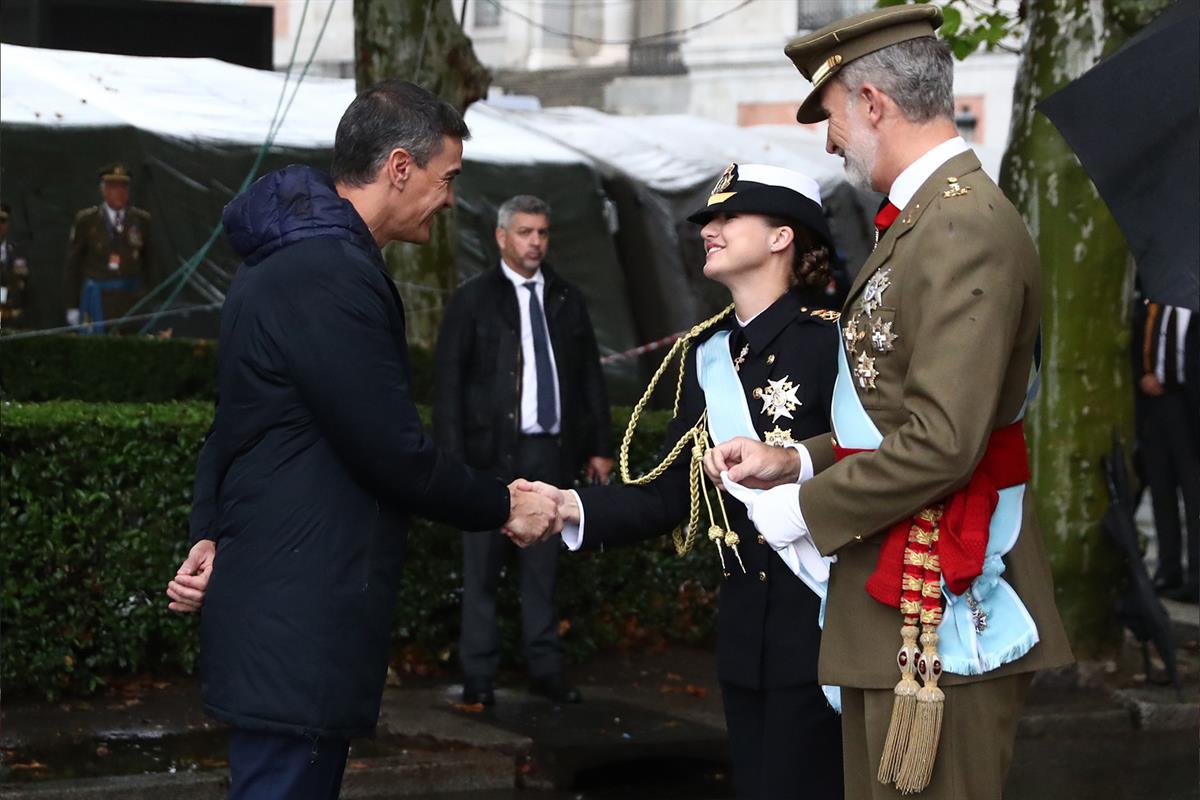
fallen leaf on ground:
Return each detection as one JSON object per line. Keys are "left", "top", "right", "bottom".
{"left": 452, "top": 702, "right": 486, "bottom": 713}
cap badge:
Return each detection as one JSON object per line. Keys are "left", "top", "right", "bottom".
{"left": 811, "top": 53, "right": 844, "bottom": 86}
{"left": 713, "top": 163, "right": 738, "bottom": 194}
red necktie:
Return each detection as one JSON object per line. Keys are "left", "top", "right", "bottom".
{"left": 874, "top": 200, "right": 901, "bottom": 234}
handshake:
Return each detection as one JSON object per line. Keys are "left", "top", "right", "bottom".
{"left": 502, "top": 479, "right": 580, "bottom": 547}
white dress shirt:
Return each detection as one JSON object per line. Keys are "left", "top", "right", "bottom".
{"left": 500, "top": 259, "right": 561, "bottom": 435}
{"left": 103, "top": 204, "right": 125, "bottom": 232}
{"left": 1155, "top": 305, "right": 1192, "bottom": 385}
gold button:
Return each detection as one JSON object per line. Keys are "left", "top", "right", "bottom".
{"left": 756, "top": 535, "right": 766, "bottom": 545}
{"left": 758, "top": 571, "right": 767, "bottom": 582}
{"left": 752, "top": 388, "right": 763, "bottom": 399}
{"left": 766, "top": 354, "right": 776, "bottom": 364}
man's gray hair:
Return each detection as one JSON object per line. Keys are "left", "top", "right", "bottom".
{"left": 497, "top": 195, "right": 551, "bottom": 229}
{"left": 330, "top": 80, "right": 470, "bottom": 187}
{"left": 836, "top": 37, "right": 954, "bottom": 123}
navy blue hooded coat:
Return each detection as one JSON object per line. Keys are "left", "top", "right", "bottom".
{"left": 189, "top": 166, "right": 510, "bottom": 738}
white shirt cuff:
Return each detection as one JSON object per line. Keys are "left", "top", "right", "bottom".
{"left": 788, "top": 443, "right": 814, "bottom": 484}
{"left": 560, "top": 489, "right": 585, "bottom": 551}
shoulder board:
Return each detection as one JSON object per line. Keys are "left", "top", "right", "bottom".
{"left": 75, "top": 206, "right": 100, "bottom": 221}
{"left": 808, "top": 309, "right": 840, "bottom": 322}
{"left": 130, "top": 207, "right": 151, "bottom": 221}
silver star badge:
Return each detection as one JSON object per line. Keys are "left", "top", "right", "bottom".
{"left": 860, "top": 268, "right": 892, "bottom": 317}
{"left": 870, "top": 318, "right": 898, "bottom": 353}
{"left": 759, "top": 376, "right": 801, "bottom": 422}
{"left": 853, "top": 352, "right": 878, "bottom": 390}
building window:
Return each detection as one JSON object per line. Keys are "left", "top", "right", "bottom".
{"left": 797, "top": 0, "right": 875, "bottom": 31}
{"left": 474, "top": 0, "right": 501, "bottom": 28}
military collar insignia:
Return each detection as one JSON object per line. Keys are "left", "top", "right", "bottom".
{"left": 759, "top": 376, "right": 801, "bottom": 422}
{"left": 943, "top": 176, "right": 970, "bottom": 198}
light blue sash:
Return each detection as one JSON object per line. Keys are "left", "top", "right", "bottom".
{"left": 830, "top": 343, "right": 1040, "bottom": 676}
{"left": 697, "top": 331, "right": 841, "bottom": 711}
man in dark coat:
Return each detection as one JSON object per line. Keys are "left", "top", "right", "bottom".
{"left": 165, "top": 81, "right": 559, "bottom": 800}
{"left": 434, "top": 194, "right": 613, "bottom": 706}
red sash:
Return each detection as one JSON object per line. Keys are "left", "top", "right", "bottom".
{"left": 833, "top": 420, "right": 1030, "bottom": 607}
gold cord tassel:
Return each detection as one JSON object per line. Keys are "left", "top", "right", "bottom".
{"left": 877, "top": 623, "right": 921, "bottom": 784}
{"left": 896, "top": 628, "right": 945, "bottom": 794}
{"left": 896, "top": 516, "right": 945, "bottom": 795}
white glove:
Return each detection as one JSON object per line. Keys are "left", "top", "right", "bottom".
{"left": 66, "top": 308, "right": 81, "bottom": 327}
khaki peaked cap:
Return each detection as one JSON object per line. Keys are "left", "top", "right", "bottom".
{"left": 785, "top": 5, "right": 943, "bottom": 123}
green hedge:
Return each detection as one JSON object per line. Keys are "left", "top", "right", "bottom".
{"left": 0, "top": 335, "right": 436, "bottom": 405}
{"left": 1, "top": 402, "right": 717, "bottom": 699}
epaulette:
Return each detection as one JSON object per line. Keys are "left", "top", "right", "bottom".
{"left": 806, "top": 308, "right": 840, "bottom": 322}
{"left": 75, "top": 206, "right": 101, "bottom": 221}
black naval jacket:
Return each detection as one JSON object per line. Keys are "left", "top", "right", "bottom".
{"left": 577, "top": 288, "right": 840, "bottom": 690}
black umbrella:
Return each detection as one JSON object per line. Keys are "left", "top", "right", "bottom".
{"left": 1101, "top": 434, "right": 1182, "bottom": 696}
{"left": 1039, "top": 0, "right": 1199, "bottom": 311}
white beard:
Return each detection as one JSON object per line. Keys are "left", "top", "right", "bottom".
{"left": 841, "top": 107, "right": 880, "bottom": 192}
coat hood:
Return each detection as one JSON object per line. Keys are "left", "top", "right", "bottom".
{"left": 222, "top": 165, "right": 379, "bottom": 267}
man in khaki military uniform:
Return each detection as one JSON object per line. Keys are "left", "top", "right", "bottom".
{"left": 705, "top": 7, "right": 1073, "bottom": 798}
{"left": 65, "top": 163, "right": 154, "bottom": 334}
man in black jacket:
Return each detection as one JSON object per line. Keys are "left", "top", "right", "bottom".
{"left": 164, "top": 82, "right": 559, "bottom": 800}
{"left": 1138, "top": 301, "right": 1199, "bottom": 602}
{"left": 434, "top": 195, "right": 613, "bottom": 706}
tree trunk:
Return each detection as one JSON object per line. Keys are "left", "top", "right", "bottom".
{"left": 999, "top": 0, "right": 1171, "bottom": 656}
{"left": 353, "top": 0, "right": 490, "bottom": 347}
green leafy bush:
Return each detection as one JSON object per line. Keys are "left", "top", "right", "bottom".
{"left": 1, "top": 402, "right": 717, "bottom": 698}
{"left": 0, "top": 336, "right": 436, "bottom": 405}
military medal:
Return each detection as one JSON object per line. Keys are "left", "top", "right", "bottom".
{"left": 128, "top": 225, "right": 143, "bottom": 248}
{"left": 870, "top": 318, "right": 898, "bottom": 353}
{"left": 765, "top": 426, "right": 795, "bottom": 447}
{"left": 853, "top": 352, "right": 879, "bottom": 390}
{"left": 759, "top": 376, "right": 801, "bottom": 422}
{"left": 860, "top": 268, "right": 892, "bottom": 317}
{"left": 843, "top": 315, "right": 864, "bottom": 352}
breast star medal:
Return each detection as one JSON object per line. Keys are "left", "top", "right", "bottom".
{"left": 853, "top": 352, "right": 879, "bottom": 390}
{"left": 765, "top": 426, "right": 795, "bottom": 447}
{"left": 859, "top": 268, "right": 892, "bottom": 317}
{"left": 843, "top": 315, "right": 864, "bottom": 352}
{"left": 759, "top": 376, "right": 801, "bottom": 422}
{"left": 870, "top": 318, "right": 898, "bottom": 353}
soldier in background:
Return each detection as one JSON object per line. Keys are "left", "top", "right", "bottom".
{"left": 0, "top": 203, "right": 31, "bottom": 327}
{"left": 65, "top": 164, "right": 154, "bottom": 334}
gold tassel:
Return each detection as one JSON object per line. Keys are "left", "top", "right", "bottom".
{"left": 876, "top": 623, "right": 921, "bottom": 784}
{"left": 896, "top": 627, "right": 945, "bottom": 794}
